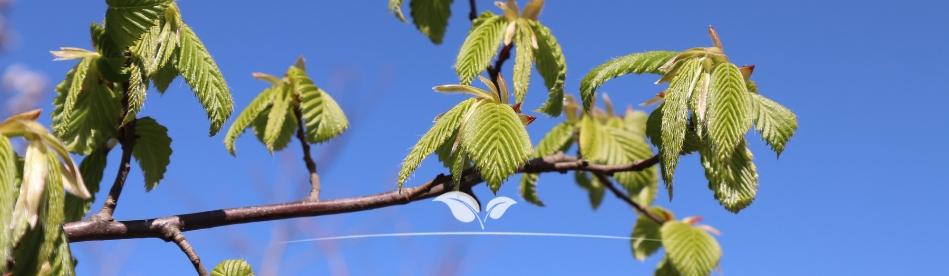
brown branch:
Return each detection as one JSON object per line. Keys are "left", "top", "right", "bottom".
{"left": 293, "top": 107, "right": 320, "bottom": 201}
{"left": 161, "top": 225, "right": 208, "bottom": 276}
{"left": 486, "top": 43, "right": 514, "bottom": 93}
{"left": 92, "top": 83, "right": 136, "bottom": 222}
{"left": 468, "top": 0, "right": 478, "bottom": 21}
{"left": 592, "top": 171, "right": 666, "bottom": 225}
{"left": 64, "top": 153, "right": 659, "bottom": 243}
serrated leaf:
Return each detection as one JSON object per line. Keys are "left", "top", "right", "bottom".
{"left": 661, "top": 221, "right": 722, "bottom": 276}
{"left": 456, "top": 12, "right": 506, "bottom": 85}
{"left": 750, "top": 93, "right": 796, "bottom": 157}
{"left": 632, "top": 207, "right": 672, "bottom": 261}
{"left": 624, "top": 107, "right": 649, "bottom": 136}
{"left": 579, "top": 51, "right": 678, "bottom": 112}
{"left": 409, "top": 0, "right": 453, "bottom": 44}
{"left": 152, "top": 61, "right": 178, "bottom": 93}
{"left": 122, "top": 61, "right": 148, "bottom": 126}
{"left": 389, "top": 0, "right": 406, "bottom": 22}
{"left": 573, "top": 171, "right": 604, "bottom": 209}
{"left": 251, "top": 105, "right": 297, "bottom": 153}
{"left": 602, "top": 126, "right": 657, "bottom": 207}
{"left": 13, "top": 152, "right": 66, "bottom": 276}
{"left": 519, "top": 173, "right": 543, "bottom": 206}
{"left": 56, "top": 62, "right": 123, "bottom": 155}
{"left": 224, "top": 87, "right": 276, "bottom": 156}
{"left": 578, "top": 115, "right": 600, "bottom": 161}
{"left": 654, "top": 256, "right": 682, "bottom": 276}
{"left": 210, "top": 259, "right": 255, "bottom": 276}
{"left": 398, "top": 99, "right": 476, "bottom": 188}
{"left": 528, "top": 20, "right": 565, "bottom": 116}
{"left": 132, "top": 117, "right": 171, "bottom": 191}
{"left": 64, "top": 149, "right": 107, "bottom": 222}
{"left": 104, "top": 0, "right": 172, "bottom": 49}
{"left": 707, "top": 62, "right": 752, "bottom": 161}
{"left": 461, "top": 102, "right": 532, "bottom": 192}
{"left": 176, "top": 23, "right": 234, "bottom": 136}
{"left": 659, "top": 59, "right": 702, "bottom": 198}
{"left": 702, "top": 139, "right": 758, "bottom": 213}
{"left": 0, "top": 137, "right": 16, "bottom": 270}
{"left": 49, "top": 232, "right": 77, "bottom": 276}
{"left": 263, "top": 85, "right": 292, "bottom": 153}
{"left": 512, "top": 20, "right": 533, "bottom": 104}
{"left": 519, "top": 120, "right": 573, "bottom": 205}
{"left": 51, "top": 59, "right": 91, "bottom": 137}
{"left": 290, "top": 67, "right": 349, "bottom": 144}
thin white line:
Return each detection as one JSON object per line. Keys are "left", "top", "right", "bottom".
{"left": 274, "top": 232, "right": 666, "bottom": 244}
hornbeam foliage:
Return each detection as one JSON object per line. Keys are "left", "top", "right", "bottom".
{"left": 224, "top": 57, "right": 349, "bottom": 155}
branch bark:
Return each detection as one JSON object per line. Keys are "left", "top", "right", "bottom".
{"left": 467, "top": 0, "right": 477, "bottom": 22}
{"left": 64, "top": 153, "right": 659, "bottom": 243}
{"left": 487, "top": 43, "right": 514, "bottom": 93}
{"left": 161, "top": 225, "right": 208, "bottom": 276}
{"left": 593, "top": 172, "right": 666, "bottom": 225}
{"left": 92, "top": 83, "right": 136, "bottom": 222}
{"left": 293, "top": 107, "right": 320, "bottom": 201}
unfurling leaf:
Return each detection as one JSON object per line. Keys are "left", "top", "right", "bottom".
{"left": 461, "top": 102, "right": 532, "bottom": 192}
{"left": 224, "top": 87, "right": 276, "bottom": 156}
{"left": 529, "top": 20, "right": 566, "bottom": 116}
{"left": 631, "top": 207, "right": 672, "bottom": 261}
{"left": 398, "top": 99, "right": 476, "bottom": 188}
{"left": 262, "top": 85, "right": 293, "bottom": 153}
{"left": 659, "top": 59, "right": 702, "bottom": 198}
{"left": 176, "top": 23, "right": 234, "bottom": 136}
{"left": 750, "top": 93, "right": 797, "bottom": 157}
{"left": 132, "top": 117, "right": 172, "bottom": 191}
{"left": 291, "top": 66, "right": 349, "bottom": 144}
{"left": 210, "top": 259, "right": 255, "bottom": 276}
{"left": 103, "top": 0, "right": 172, "bottom": 50}
{"left": 707, "top": 62, "right": 752, "bottom": 161}
{"left": 702, "top": 139, "right": 758, "bottom": 213}
{"left": 661, "top": 221, "right": 722, "bottom": 276}
{"left": 52, "top": 59, "right": 123, "bottom": 156}
{"left": 0, "top": 136, "right": 17, "bottom": 270}
{"left": 409, "top": 0, "right": 453, "bottom": 44}
{"left": 64, "top": 149, "right": 107, "bottom": 222}
{"left": 579, "top": 51, "right": 678, "bottom": 112}
{"left": 512, "top": 20, "right": 533, "bottom": 104}
{"left": 433, "top": 191, "right": 481, "bottom": 222}
{"left": 252, "top": 105, "right": 297, "bottom": 153}
{"left": 456, "top": 12, "right": 506, "bottom": 85}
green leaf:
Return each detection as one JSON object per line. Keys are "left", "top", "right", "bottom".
{"left": 602, "top": 126, "right": 657, "bottom": 207}
{"left": 409, "top": 0, "right": 453, "bottom": 44}
{"left": 224, "top": 87, "right": 276, "bottom": 156}
{"left": 51, "top": 58, "right": 91, "bottom": 137}
{"left": 290, "top": 67, "right": 349, "bottom": 144}
{"left": 0, "top": 137, "right": 16, "bottom": 270}
{"left": 263, "top": 85, "right": 292, "bottom": 153}
{"left": 707, "top": 62, "right": 752, "bottom": 161}
{"left": 49, "top": 232, "right": 77, "bottom": 276}
{"left": 398, "top": 99, "right": 476, "bottom": 188}
{"left": 64, "top": 149, "right": 107, "bottom": 223}
{"left": 461, "top": 102, "right": 533, "bottom": 192}
{"left": 578, "top": 115, "right": 600, "bottom": 161}
{"left": 455, "top": 12, "right": 506, "bottom": 85}
{"left": 519, "top": 173, "right": 543, "bottom": 206}
{"left": 512, "top": 20, "right": 533, "bottom": 104}
{"left": 632, "top": 207, "right": 672, "bottom": 261}
{"left": 518, "top": 121, "right": 575, "bottom": 206}
{"left": 132, "top": 117, "right": 172, "bottom": 191}
{"left": 175, "top": 23, "right": 234, "bottom": 136}
{"left": 750, "top": 93, "right": 797, "bottom": 157}
{"left": 389, "top": 0, "right": 406, "bottom": 22}
{"left": 104, "top": 0, "right": 172, "bottom": 49}
{"left": 122, "top": 61, "right": 148, "bottom": 126}
{"left": 659, "top": 59, "right": 702, "bottom": 198}
{"left": 152, "top": 61, "right": 178, "bottom": 94}
{"left": 210, "top": 259, "right": 255, "bottom": 276}
{"left": 579, "top": 51, "right": 678, "bottom": 112}
{"left": 661, "top": 221, "right": 722, "bottom": 276}
{"left": 574, "top": 171, "right": 604, "bottom": 210}
{"left": 56, "top": 62, "right": 123, "bottom": 155}
{"left": 624, "top": 107, "right": 649, "bottom": 137}
{"left": 654, "top": 256, "right": 682, "bottom": 276}
{"left": 252, "top": 105, "right": 297, "bottom": 152}
{"left": 528, "top": 20, "right": 566, "bottom": 116}
{"left": 13, "top": 152, "right": 66, "bottom": 276}
{"left": 702, "top": 139, "right": 758, "bottom": 213}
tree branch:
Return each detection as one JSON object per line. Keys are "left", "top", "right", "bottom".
{"left": 161, "top": 225, "right": 208, "bottom": 276}
{"left": 592, "top": 171, "right": 666, "bottom": 225}
{"left": 293, "top": 107, "right": 320, "bottom": 201}
{"left": 468, "top": 0, "right": 477, "bottom": 22}
{"left": 486, "top": 43, "right": 514, "bottom": 93}
{"left": 92, "top": 83, "right": 136, "bottom": 222}
{"left": 64, "top": 153, "right": 659, "bottom": 243}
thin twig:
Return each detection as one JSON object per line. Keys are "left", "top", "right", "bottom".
{"left": 293, "top": 107, "right": 320, "bottom": 201}
{"left": 92, "top": 83, "right": 136, "bottom": 221}
{"left": 161, "top": 225, "right": 208, "bottom": 276}
{"left": 64, "top": 153, "right": 659, "bottom": 242}
{"left": 468, "top": 0, "right": 478, "bottom": 21}
{"left": 593, "top": 171, "right": 666, "bottom": 225}
{"left": 486, "top": 43, "right": 514, "bottom": 93}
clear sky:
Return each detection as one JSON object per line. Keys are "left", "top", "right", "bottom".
{"left": 1, "top": 0, "right": 948, "bottom": 275}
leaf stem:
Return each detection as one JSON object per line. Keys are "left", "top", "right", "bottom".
{"left": 294, "top": 107, "right": 321, "bottom": 201}
{"left": 93, "top": 82, "right": 137, "bottom": 222}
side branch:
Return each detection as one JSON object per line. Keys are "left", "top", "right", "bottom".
{"left": 92, "top": 83, "right": 136, "bottom": 221}
{"left": 294, "top": 107, "right": 321, "bottom": 201}
{"left": 64, "top": 153, "right": 659, "bottom": 242}
{"left": 593, "top": 172, "right": 665, "bottom": 225}
{"left": 161, "top": 225, "right": 208, "bottom": 276}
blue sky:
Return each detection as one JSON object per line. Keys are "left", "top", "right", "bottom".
{"left": 2, "top": 0, "right": 948, "bottom": 275}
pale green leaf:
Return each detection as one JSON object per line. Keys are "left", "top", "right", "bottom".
{"left": 13, "top": 152, "right": 66, "bottom": 276}
{"left": 461, "top": 102, "right": 533, "bottom": 192}
{"left": 132, "top": 117, "right": 172, "bottom": 191}
{"left": 750, "top": 93, "right": 797, "bottom": 157}
{"left": 104, "top": 0, "right": 172, "bottom": 49}
{"left": 56, "top": 62, "right": 123, "bottom": 155}
{"left": 456, "top": 12, "right": 506, "bottom": 85}
{"left": 659, "top": 59, "right": 702, "bottom": 198}
{"left": 51, "top": 58, "right": 92, "bottom": 137}
{"left": 707, "top": 62, "right": 752, "bottom": 161}
{"left": 409, "top": 0, "right": 453, "bottom": 44}
{"left": 263, "top": 85, "right": 292, "bottom": 152}
{"left": 290, "top": 67, "right": 349, "bottom": 144}
{"left": 632, "top": 207, "right": 672, "bottom": 261}
{"left": 398, "top": 99, "right": 476, "bottom": 188}
{"left": 579, "top": 51, "right": 678, "bottom": 112}
{"left": 574, "top": 171, "right": 604, "bottom": 210}
{"left": 48, "top": 232, "right": 77, "bottom": 276}
{"left": 0, "top": 137, "right": 16, "bottom": 270}
{"left": 602, "top": 126, "right": 657, "bottom": 207}
{"left": 528, "top": 20, "right": 566, "bottom": 116}
{"left": 389, "top": 0, "right": 406, "bottom": 22}
{"left": 702, "top": 139, "right": 758, "bottom": 213}
{"left": 646, "top": 104, "right": 703, "bottom": 156}
{"left": 654, "top": 256, "right": 682, "bottom": 276}
{"left": 224, "top": 87, "right": 276, "bottom": 156}
{"left": 512, "top": 20, "right": 533, "bottom": 104}
{"left": 152, "top": 61, "right": 178, "bottom": 94}
{"left": 64, "top": 149, "right": 107, "bottom": 222}
{"left": 122, "top": 61, "right": 148, "bottom": 126}
{"left": 519, "top": 121, "right": 574, "bottom": 206}
{"left": 661, "top": 221, "right": 722, "bottom": 276}
{"left": 251, "top": 104, "right": 297, "bottom": 153}
{"left": 210, "top": 259, "right": 255, "bottom": 276}
{"left": 519, "top": 173, "right": 543, "bottom": 206}
{"left": 578, "top": 115, "right": 600, "bottom": 161}
{"left": 13, "top": 139, "right": 48, "bottom": 230}
{"left": 176, "top": 23, "right": 234, "bottom": 136}
{"left": 433, "top": 84, "right": 495, "bottom": 100}
{"left": 449, "top": 147, "right": 466, "bottom": 189}
{"left": 624, "top": 107, "right": 649, "bottom": 137}
{"left": 50, "top": 47, "right": 99, "bottom": 61}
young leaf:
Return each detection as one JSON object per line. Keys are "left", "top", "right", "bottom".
{"left": 152, "top": 61, "right": 178, "bottom": 94}
{"left": 224, "top": 87, "right": 276, "bottom": 156}
{"left": 624, "top": 107, "right": 649, "bottom": 137}
{"left": 48, "top": 232, "right": 77, "bottom": 276}
{"left": 518, "top": 120, "right": 575, "bottom": 206}
{"left": 103, "top": 0, "right": 172, "bottom": 49}
{"left": 13, "top": 152, "right": 67, "bottom": 276}
{"left": 263, "top": 85, "right": 292, "bottom": 152}
{"left": 707, "top": 62, "right": 752, "bottom": 161}
{"left": 51, "top": 58, "right": 91, "bottom": 137}
{"left": 512, "top": 20, "right": 533, "bottom": 104}
{"left": 290, "top": 67, "right": 349, "bottom": 144}
{"left": 528, "top": 20, "right": 566, "bottom": 116}
{"left": 122, "top": 62, "right": 149, "bottom": 126}
{"left": 389, "top": 0, "right": 407, "bottom": 22}
{"left": 461, "top": 102, "right": 533, "bottom": 192}
{"left": 750, "top": 93, "right": 797, "bottom": 157}
{"left": 56, "top": 64, "right": 123, "bottom": 155}
{"left": 398, "top": 99, "right": 476, "bottom": 188}
{"left": 654, "top": 256, "right": 681, "bottom": 276}
{"left": 176, "top": 23, "right": 234, "bottom": 136}
{"left": 579, "top": 51, "right": 678, "bottom": 112}
{"left": 456, "top": 12, "right": 506, "bottom": 85}
{"left": 64, "top": 149, "right": 107, "bottom": 222}
{"left": 210, "top": 259, "right": 254, "bottom": 276}
{"left": 0, "top": 137, "right": 16, "bottom": 270}
{"left": 661, "top": 221, "right": 722, "bottom": 276}
{"left": 602, "top": 126, "right": 657, "bottom": 207}
{"left": 13, "top": 139, "right": 48, "bottom": 229}
{"left": 702, "top": 139, "right": 758, "bottom": 213}
{"left": 631, "top": 207, "right": 672, "bottom": 261}
{"left": 251, "top": 105, "right": 297, "bottom": 152}
{"left": 519, "top": 173, "right": 543, "bottom": 206}
{"left": 409, "top": 0, "right": 453, "bottom": 44}
{"left": 132, "top": 117, "right": 172, "bottom": 191}
{"left": 659, "top": 59, "right": 702, "bottom": 197}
